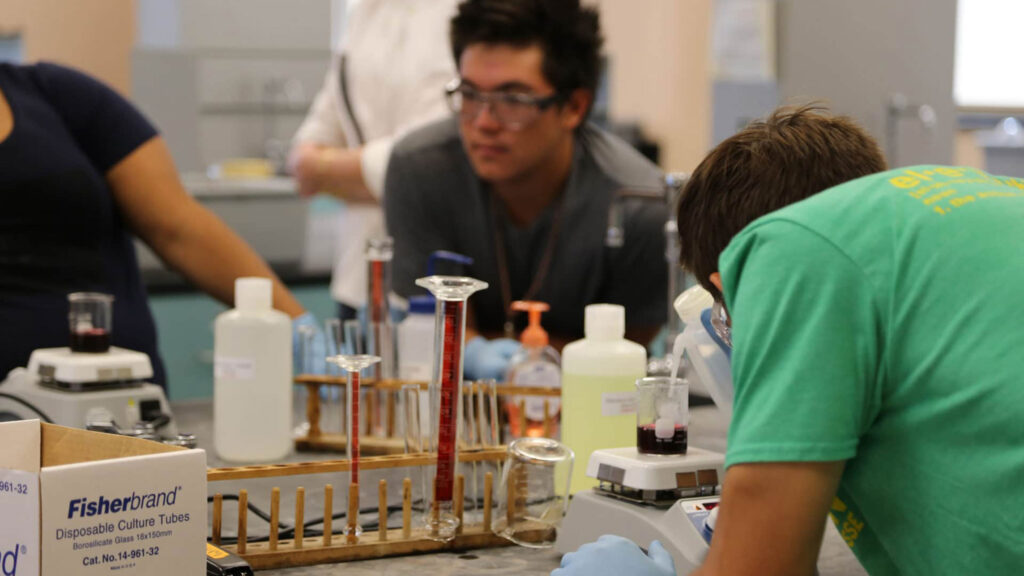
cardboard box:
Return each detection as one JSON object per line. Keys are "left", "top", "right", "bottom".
{"left": 0, "top": 420, "right": 206, "bottom": 576}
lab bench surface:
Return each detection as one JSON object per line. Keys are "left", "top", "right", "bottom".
{"left": 172, "top": 401, "right": 867, "bottom": 576}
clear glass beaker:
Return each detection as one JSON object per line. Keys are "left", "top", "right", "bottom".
{"left": 492, "top": 437, "right": 573, "bottom": 548}
{"left": 636, "top": 376, "right": 689, "bottom": 455}
{"left": 67, "top": 292, "right": 114, "bottom": 353}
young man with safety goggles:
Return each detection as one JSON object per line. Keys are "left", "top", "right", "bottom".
{"left": 384, "top": 0, "right": 668, "bottom": 380}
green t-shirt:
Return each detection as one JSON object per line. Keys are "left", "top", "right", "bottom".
{"left": 719, "top": 166, "right": 1024, "bottom": 575}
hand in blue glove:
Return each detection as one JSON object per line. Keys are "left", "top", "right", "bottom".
{"left": 552, "top": 535, "right": 676, "bottom": 576}
{"left": 463, "top": 336, "right": 520, "bottom": 382}
{"left": 293, "top": 312, "right": 327, "bottom": 374}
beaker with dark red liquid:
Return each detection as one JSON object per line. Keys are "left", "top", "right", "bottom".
{"left": 636, "top": 376, "right": 689, "bottom": 455}
{"left": 68, "top": 292, "right": 113, "bottom": 353}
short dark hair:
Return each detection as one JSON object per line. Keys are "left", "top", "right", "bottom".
{"left": 450, "top": 0, "right": 603, "bottom": 100}
{"left": 677, "top": 105, "right": 887, "bottom": 301}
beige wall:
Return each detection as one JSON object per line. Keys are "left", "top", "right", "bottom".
{"left": 596, "top": 0, "right": 712, "bottom": 172}
{"left": 0, "top": 0, "right": 135, "bottom": 95}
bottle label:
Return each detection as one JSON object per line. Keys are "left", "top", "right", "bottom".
{"left": 601, "top": 391, "right": 637, "bottom": 417}
{"left": 513, "top": 362, "right": 561, "bottom": 421}
{"left": 399, "top": 363, "right": 432, "bottom": 381}
{"left": 214, "top": 357, "right": 254, "bottom": 380}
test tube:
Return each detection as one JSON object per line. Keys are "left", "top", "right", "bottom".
{"left": 402, "top": 383, "right": 430, "bottom": 524}
{"left": 415, "top": 275, "right": 488, "bottom": 542}
{"left": 325, "top": 319, "right": 344, "bottom": 434}
{"left": 326, "top": 353, "right": 381, "bottom": 540}
{"left": 293, "top": 324, "right": 316, "bottom": 437}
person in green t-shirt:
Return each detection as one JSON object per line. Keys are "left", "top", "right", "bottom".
{"left": 554, "top": 105, "right": 1024, "bottom": 576}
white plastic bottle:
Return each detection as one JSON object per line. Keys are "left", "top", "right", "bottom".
{"left": 397, "top": 295, "right": 436, "bottom": 381}
{"left": 214, "top": 277, "right": 292, "bottom": 462}
{"left": 560, "top": 304, "right": 646, "bottom": 494}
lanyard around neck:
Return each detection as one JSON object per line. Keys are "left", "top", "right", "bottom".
{"left": 490, "top": 193, "right": 565, "bottom": 339}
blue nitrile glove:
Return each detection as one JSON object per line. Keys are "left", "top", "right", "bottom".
{"left": 463, "top": 336, "right": 520, "bottom": 382}
{"left": 293, "top": 312, "right": 327, "bottom": 374}
{"left": 552, "top": 535, "right": 676, "bottom": 576}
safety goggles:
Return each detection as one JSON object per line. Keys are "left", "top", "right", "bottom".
{"left": 445, "top": 79, "right": 562, "bottom": 130}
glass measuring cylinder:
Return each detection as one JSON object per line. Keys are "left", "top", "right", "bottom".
{"left": 415, "top": 275, "right": 487, "bottom": 541}
{"left": 67, "top": 292, "right": 114, "bottom": 353}
{"left": 327, "top": 353, "right": 381, "bottom": 538}
{"left": 636, "top": 377, "right": 689, "bottom": 455}
{"left": 366, "top": 237, "right": 397, "bottom": 378}
{"left": 493, "top": 437, "right": 574, "bottom": 548}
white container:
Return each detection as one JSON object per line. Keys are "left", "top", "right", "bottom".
{"left": 214, "top": 277, "right": 292, "bottom": 462}
{"left": 560, "top": 304, "right": 646, "bottom": 494}
{"left": 397, "top": 295, "right": 435, "bottom": 381}
{"left": 0, "top": 420, "right": 206, "bottom": 576}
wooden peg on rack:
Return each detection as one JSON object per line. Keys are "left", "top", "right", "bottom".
{"left": 543, "top": 399, "right": 553, "bottom": 438}
{"left": 269, "top": 487, "right": 280, "bottom": 551}
{"left": 506, "top": 468, "right": 516, "bottom": 527}
{"left": 295, "top": 487, "right": 305, "bottom": 549}
{"left": 454, "top": 474, "right": 465, "bottom": 534}
{"left": 212, "top": 493, "right": 222, "bottom": 545}
{"left": 347, "top": 483, "right": 360, "bottom": 544}
{"left": 237, "top": 489, "right": 248, "bottom": 555}
{"left": 402, "top": 477, "right": 412, "bottom": 539}
{"left": 306, "top": 383, "right": 322, "bottom": 438}
{"left": 483, "top": 472, "right": 493, "bottom": 531}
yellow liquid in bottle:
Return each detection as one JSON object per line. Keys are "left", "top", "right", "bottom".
{"left": 559, "top": 372, "right": 640, "bottom": 494}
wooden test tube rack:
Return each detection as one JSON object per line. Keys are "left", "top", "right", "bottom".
{"left": 291, "top": 377, "right": 562, "bottom": 454}
{"left": 207, "top": 449, "right": 555, "bottom": 570}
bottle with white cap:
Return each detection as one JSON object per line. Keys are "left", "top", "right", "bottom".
{"left": 214, "top": 277, "right": 292, "bottom": 462}
{"left": 560, "top": 304, "right": 646, "bottom": 494}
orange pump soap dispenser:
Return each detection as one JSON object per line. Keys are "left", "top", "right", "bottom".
{"left": 505, "top": 301, "right": 562, "bottom": 439}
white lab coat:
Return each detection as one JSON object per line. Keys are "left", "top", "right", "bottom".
{"left": 293, "top": 0, "right": 457, "bottom": 307}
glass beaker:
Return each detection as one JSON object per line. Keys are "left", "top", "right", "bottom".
{"left": 636, "top": 376, "right": 689, "bottom": 455}
{"left": 492, "top": 437, "right": 573, "bottom": 548}
{"left": 67, "top": 292, "right": 114, "bottom": 353}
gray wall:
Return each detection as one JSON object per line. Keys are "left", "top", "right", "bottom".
{"left": 777, "top": 0, "right": 957, "bottom": 167}
{"left": 134, "top": 0, "right": 334, "bottom": 172}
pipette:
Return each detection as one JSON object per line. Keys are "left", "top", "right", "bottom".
{"left": 326, "top": 353, "right": 381, "bottom": 542}
{"left": 415, "top": 275, "right": 487, "bottom": 541}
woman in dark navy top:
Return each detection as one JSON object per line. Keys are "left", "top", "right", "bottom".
{"left": 0, "top": 62, "right": 307, "bottom": 388}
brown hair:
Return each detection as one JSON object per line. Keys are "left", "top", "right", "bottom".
{"left": 676, "top": 104, "right": 887, "bottom": 300}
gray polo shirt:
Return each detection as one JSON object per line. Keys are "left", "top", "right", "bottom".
{"left": 383, "top": 118, "right": 667, "bottom": 341}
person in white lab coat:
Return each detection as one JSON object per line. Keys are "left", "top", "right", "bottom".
{"left": 288, "top": 0, "right": 458, "bottom": 320}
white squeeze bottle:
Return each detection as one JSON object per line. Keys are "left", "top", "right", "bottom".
{"left": 397, "top": 295, "right": 436, "bottom": 381}
{"left": 560, "top": 304, "right": 646, "bottom": 494}
{"left": 214, "top": 277, "right": 292, "bottom": 462}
